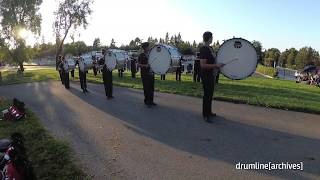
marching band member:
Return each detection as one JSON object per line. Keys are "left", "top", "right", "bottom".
{"left": 176, "top": 57, "right": 183, "bottom": 81}
{"left": 101, "top": 49, "right": 114, "bottom": 99}
{"left": 138, "top": 42, "right": 156, "bottom": 108}
{"left": 62, "top": 55, "right": 70, "bottom": 89}
{"left": 78, "top": 53, "right": 89, "bottom": 93}
{"left": 130, "top": 56, "right": 137, "bottom": 78}
{"left": 57, "top": 55, "right": 64, "bottom": 85}
{"left": 199, "top": 31, "right": 224, "bottom": 123}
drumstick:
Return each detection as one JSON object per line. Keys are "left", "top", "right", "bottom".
{"left": 224, "top": 58, "right": 239, "bottom": 65}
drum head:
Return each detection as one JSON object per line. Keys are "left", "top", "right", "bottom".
{"left": 105, "top": 51, "right": 117, "bottom": 71}
{"left": 149, "top": 45, "right": 171, "bottom": 74}
{"left": 79, "top": 60, "right": 85, "bottom": 72}
{"left": 217, "top": 38, "right": 257, "bottom": 80}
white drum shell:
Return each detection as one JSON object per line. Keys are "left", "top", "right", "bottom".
{"left": 216, "top": 38, "right": 257, "bottom": 80}
{"left": 105, "top": 50, "right": 127, "bottom": 71}
{"left": 79, "top": 54, "right": 93, "bottom": 72}
{"left": 63, "top": 58, "right": 76, "bottom": 72}
{"left": 149, "top": 44, "right": 181, "bottom": 74}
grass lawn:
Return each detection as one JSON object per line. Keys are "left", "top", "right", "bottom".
{"left": 1, "top": 68, "right": 320, "bottom": 114}
{"left": 0, "top": 98, "right": 88, "bottom": 180}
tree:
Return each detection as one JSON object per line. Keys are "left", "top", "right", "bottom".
{"left": 165, "top": 32, "right": 169, "bottom": 44}
{"left": 286, "top": 48, "right": 298, "bottom": 68}
{"left": 0, "top": 0, "right": 42, "bottom": 71}
{"left": 212, "top": 40, "right": 220, "bottom": 52}
{"left": 279, "top": 49, "right": 290, "bottom": 67}
{"left": 295, "top": 47, "right": 319, "bottom": 69}
{"left": 54, "top": 0, "right": 93, "bottom": 63}
{"left": 92, "top": 38, "right": 101, "bottom": 51}
{"left": 64, "top": 41, "right": 88, "bottom": 55}
{"left": 110, "top": 38, "right": 116, "bottom": 49}
{"left": 263, "top": 48, "right": 280, "bottom": 67}
{"left": 252, "top": 40, "right": 263, "bottom": 64}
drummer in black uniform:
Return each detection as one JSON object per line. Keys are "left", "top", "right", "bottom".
{"left": 100, "top": 49, "right": 114, "bottom": 99}
{"left": 78, "top": 53, "right": 88, "bottom": 94}
{"left": 138, "top": 42, "right": 156, "bottom": 107}
{"left": 130, "top": 55, "right": 137, "bottom": 78}
{"left": 199, "top": 31, "right": 224, "bottom": 123}
{"left": 57, "top": 55, "right": 64, "bottom": 85}
{"left": 62, "top": 55, "right": 70, "bottom": 89}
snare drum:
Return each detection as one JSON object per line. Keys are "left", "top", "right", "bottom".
{"left": 216, "top": 38, "right": 257, "bottom": 80}
{"left": 79, "top": 54, "right": 93, "bottom": 72}
{"left": 149, "top": 44, "right": 181, "bottom": 74}
{"left": 105, "top": 49, "right": 127, "bottom": 71}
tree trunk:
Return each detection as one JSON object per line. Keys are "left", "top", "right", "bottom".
{"left": 19, "top": 62, "right": 24, "bottom": 72}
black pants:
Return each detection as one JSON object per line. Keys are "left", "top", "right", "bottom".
{"left": 131, "top": 71, "right": 136, "bottom": 78}
{"left": 102, "top": 69, "right": 113, "bottom": 97}
{"left": 193, "top": 71, "right": 201, "bottom": 82}
{"left": 64, "top": 71, "right": 70, "bottom": 89}
{"left": 93, "top": 67, "right": 98, "bottom": 76}
{"left": 79, "top": 71, "right": 87, "bottom": 90}
{"left": 160, "top": 74, "right": 166, "bottom": 80}
{"left": 141, "top": 73, "right": 154, "bottom": 105}
{"left": 176, "top": 70, "right": 181, "bottom": 81}
{"left": 71, "top": 70, "right": 75, "bottom": 78}
{"left": 59, "top": 70, "right": 64, "bottom": 84}
{"left": 118, "top": 69, "right": 123, "bottom": 77}
{"left": 201, "top": 75, "right": 216, "bottom": 118}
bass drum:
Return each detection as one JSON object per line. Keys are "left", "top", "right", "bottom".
{"left": 105, "top": 50, "right": 127, "bottom": 71}
{"left": 149, "top": 44, "right": 181, "bottom": 74}
{"left": 216, "top": 38, "right": 257, "bottom": 80}
{"left": 63, "top": 54, "right": 76, "bottom": 72}
{"left": 79, "top": 54, "right": 93, "bottom": 72}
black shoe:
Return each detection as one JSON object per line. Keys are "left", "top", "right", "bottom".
{"left": 85, "top": 89, "right": 89, "bottom": 93}
{"left": 107, "top": 96, "right": 114, "bottom": 100}
{"left": 82, "top": 89, "right": 86, "bottom": 94}
{"left": 204, "top": 117, "right": 213, "bottom": 123}
{"left": 151, "top": 102, "right": 157, "bottom": 106}
{"left": 145, "top": 103, "right": 152, "bottom": 108}
{"left": 209, "top": 113, "right": 217, "bottom": 117}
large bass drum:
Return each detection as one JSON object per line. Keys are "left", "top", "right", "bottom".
{"left": 216, "top": 38, "right": 257, "bottom": 80}
{"left": 105, "top": 49, "right": 127, "bottom": 71}
{"left": 149, "top": 44, "right": 181, "bottom": 74}
{"left": 63, "top": 54, "right": 76, "bottom": 72}
{"left": 79, "top": 54, "right": 93, "bottom": 72}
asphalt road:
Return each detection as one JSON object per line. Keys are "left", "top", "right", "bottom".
{"left": 0, "top": 81, "right": 319, "bottom": 180}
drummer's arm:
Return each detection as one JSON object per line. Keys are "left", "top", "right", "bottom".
{"left": 137, "top": 55, "right": 150, "bottom": 68}
{"left": 199, "top": 59, "right": 222, "bottom": 69}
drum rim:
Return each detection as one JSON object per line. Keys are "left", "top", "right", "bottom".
{"left": 217, "top": 38, "right": 258, "bottom": 80}
{"left": 149, "top": 44, "right": 178, "bottom": 74}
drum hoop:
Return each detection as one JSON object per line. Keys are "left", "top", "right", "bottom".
{"left": 217, "top": 38, "right": 258, "bottom": 80}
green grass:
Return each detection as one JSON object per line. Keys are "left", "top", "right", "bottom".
{"left": 256, "top": 64, "right": 277, "bottom": 77}
{"left": 1, "top": 68, "right": 320, "bottom": 114}
{"left": 0, "top": 98, "right": 89, "bottom": 180}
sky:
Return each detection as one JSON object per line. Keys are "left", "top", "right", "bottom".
{"left": 24, "top": 0, "right": 320, "bottom": 52}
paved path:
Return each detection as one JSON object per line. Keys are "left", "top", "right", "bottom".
{"left": 0, "top": 81, "right": 319, "bottom": 180}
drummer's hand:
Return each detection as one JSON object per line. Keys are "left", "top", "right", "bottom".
{"left": 216, "top": 63, "right": 225, "bottom": 69}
